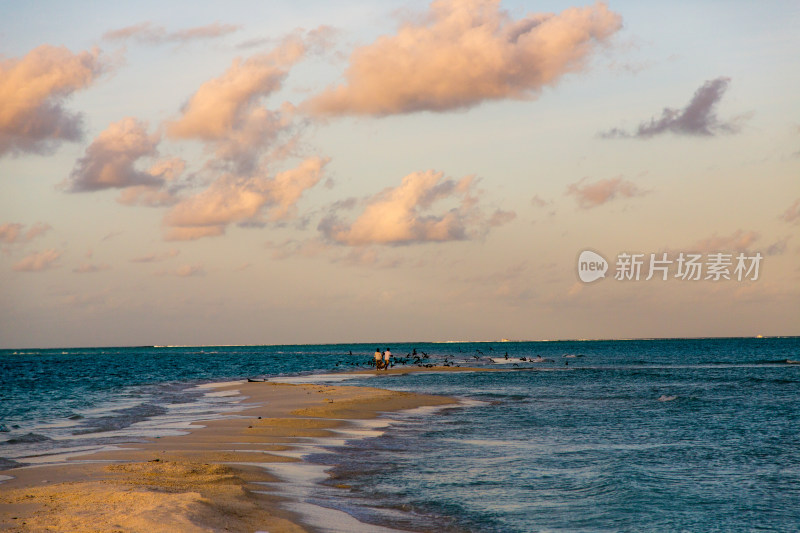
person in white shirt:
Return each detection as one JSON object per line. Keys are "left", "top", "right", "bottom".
{"left": 383, "top": 348, "right": 391, "bottom": 370}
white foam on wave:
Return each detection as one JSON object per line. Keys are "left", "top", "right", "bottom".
{"left": 249, "top": 459, "right": 407, "bottom": 533}
{"left": 203, "top": 390, "right": 243, "bottom": 398}
{"left": 284, "top": 501, "right": 407, "bottom": 533}
{"left": 4, "top": 444, "right": 127, "bottom": 465}
{"left": 195, "top": 380, "right": 246, "bottom": 389}
{"left": 237, "top": 406, "right": 437, "bottom": 532}
{"left": 458, "top": 398, "right": 489, "bottom": 408}
{"left": 491, "top": 357, "right": 525, "bottom": 364}
{"left": 4, "top": 380, "right": 252, "bottom": 467}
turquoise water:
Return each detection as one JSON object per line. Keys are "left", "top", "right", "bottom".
{"left": 2, "top": 338, "right": 799, "bottom": 531}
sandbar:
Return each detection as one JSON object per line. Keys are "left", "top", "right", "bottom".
{"left": 0, "top": 372, "right": 460, "bottom": 532}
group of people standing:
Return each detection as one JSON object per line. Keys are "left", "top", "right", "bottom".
{"left": 374, "top": 347, "right": 391, "bottom": 370}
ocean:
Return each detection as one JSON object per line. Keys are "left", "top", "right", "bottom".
{"left": 1, "top": 338, "right": 799, "bottom": 532}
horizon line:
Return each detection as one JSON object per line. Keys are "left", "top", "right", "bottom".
{"left": 2, "top": 334, "right": 797, "bottom": 352}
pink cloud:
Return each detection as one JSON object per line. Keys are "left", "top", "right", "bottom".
{"left": 319, "top": 170, "right": 513, "bottom": 245}
{"left": 24, "top": 222, "right": 52, "bottom": 241}
{"left": 688, "top": 230, "right": 760, "bottom": 253}
{"left": 116, "top": 186, "right": 180, "bottom": 207}
{"left": 164, "top": 156, "right": 328, "bottom": 240}
{"left": 165, "top": 227, "right": 225, "bottom": 241}
{"left": 175, "top": 264, "right": 205, "bottom": 277}
{"left": 0, "top": 222, "right": 51, "bottom": 244}
{"left": 566, "top": 176, "right": 647, "bottom": 208}
{"left": 0, "top": 45, "right": 107, "bottom": 156}
{"left": 305, "top": 0, "right": 621, "bottom": 116}
{"left": 116, "top": 158, "right": 187, "bottom": 206}
{"left": 147, "top": 157, "right": 186, "bottom": 181}
{"left": 12, "top": 249, "right": 61, "bottom": 271}
{"left": 779, "top": 198, "right": 800, "bottom": 224}
{"left": 0, "top": 223, "right": 23, "bottom": 243}
{"left": 103, "top": 22, "right": 240, "bottom": 44}
{"left": 166, "top": 38, "right": 307, "bottom": 173}
{"left": 65, "top": 117, "right": 163, "bottom": 192}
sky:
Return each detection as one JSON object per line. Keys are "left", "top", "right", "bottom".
{"left": 1, "top": 0, "right": 798, "bottom": 349}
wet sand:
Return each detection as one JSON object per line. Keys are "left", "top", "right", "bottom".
{"left": 0, "top": 370, "right": 462, "bottom": 532}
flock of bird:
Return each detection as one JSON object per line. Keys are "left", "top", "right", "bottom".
{"left": 333, "top": 346, "right": 580, "bottom": 370}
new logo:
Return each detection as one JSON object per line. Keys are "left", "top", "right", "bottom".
{"left": 577, "top": 250, "right": 608, "bottom": 283}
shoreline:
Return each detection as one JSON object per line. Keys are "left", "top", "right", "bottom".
{"left": 0, "top": 369, "right": 462, "bottom": 532}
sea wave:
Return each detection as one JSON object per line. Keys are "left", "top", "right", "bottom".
{"left": 2, "top": 432, "right": 52, "bottom": 445}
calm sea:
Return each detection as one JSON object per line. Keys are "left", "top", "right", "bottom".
{"left": 1, "top": 338, "right": 799, "bottom": 532}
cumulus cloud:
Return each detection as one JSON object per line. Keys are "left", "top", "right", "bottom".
{"left": 65, "top": 117, "right": 163, "bottom": 192}
{"left": 12, "top": 249, "right": 61, "bottom": 271}
{"left": 305, "top": 0, "right": 621, "bottom": 116}
{"left": 319, "top": 170, "right": 513, "bottom": 245}
{"left": 566, "top": 176, "right": 647, "bottom": 208}
{"left": 167, "top": 38, "right": 307, "bottom": 173}
{"left": 0, "top": 45, "right": 107, "bottom": 157}
{"left": 116, "top": 158, "right": 188, "bottom": 206}
{"left": 164, "top": 156, "right": 328, "bottom": 240}
{"left": 601, "top": 77, "right": 744, "bottom": 138}
{"left": 103, "top": 22, "right": 240, "bottom": 44}
{"left": 779, "top": 198, "right": 800, "bottom": 224}
{"left": 0, "top": 222, "right": 51, "bottom": 244}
